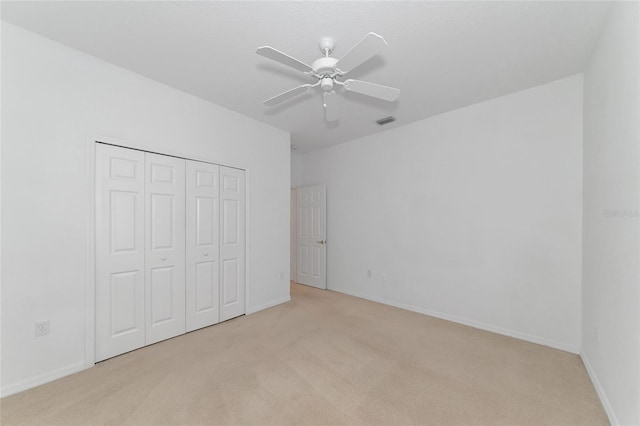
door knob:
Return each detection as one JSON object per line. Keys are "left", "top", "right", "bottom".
{"left": 204, "top": 252, "right": 209, "bottom": 256}
{"left": 316, "top": 240, "right": 326, "bottom": 245}
{"left": 160, "top": 256, "right": 166, "bottom": 261}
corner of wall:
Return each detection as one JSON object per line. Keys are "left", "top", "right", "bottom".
{"left": 581, "top": 2, "right": 640, "bottom": 425}
{"left": 580, "top": 351, "right": 619, "bottom": 426}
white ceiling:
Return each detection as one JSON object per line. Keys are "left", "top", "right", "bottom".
{"left": 2, "top": 1, "right": 611, "bottom": 152}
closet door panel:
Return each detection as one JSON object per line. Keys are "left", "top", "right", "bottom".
{"left": 145, "top": 153, "right": 186, "bottom": 344}
{"left": 220, "top": 167, "right": 245, "bottom": 321}
{"left": 186, "top": 161, "right": 220, "bottom": 331}
{"left": 96, "top": 144, "right": 146, "bottom": 361}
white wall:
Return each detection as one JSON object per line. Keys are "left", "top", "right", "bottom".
{"left": 299, "top": 75, "right": 583, "bottom": 353}
{"left": 1, "top": 23, "right": 291, "bottom": 396}
{"left": 291, "top": 152, "right": 303, "bottom": 188}
{"left": 582, "top": 3, "right": 640, "bottom": 425}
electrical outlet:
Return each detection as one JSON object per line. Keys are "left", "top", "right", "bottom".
{"left": 35, "top": 320, "right": 50, "bottom": 337}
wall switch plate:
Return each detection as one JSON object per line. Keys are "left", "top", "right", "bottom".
{"left": 381, "top": 273, "right": 388, "bottom": 281}
{"left": 366, "top": 269, "right": 372, "bottom": 278}
{"left": 35, "top": 320, "right": 50, "bottom": 337}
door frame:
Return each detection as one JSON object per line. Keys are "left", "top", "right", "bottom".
{"left": 290, "top": 188, "right": 297, "bottom": 283}
{"left": 84, "top": 137, "right": 248, "bottom": 367}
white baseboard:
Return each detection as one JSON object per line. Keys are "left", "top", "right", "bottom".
{"left": 1, "top": 298, "right": 291, "bottom": 398}
{"left": 246, "top": 296, "right": 290, "bottom": 315}
{"left": 581, "top": 351, "right": 618, "bottom": 426}
{"left": 1, "top": 361, "right": 86, "bottom": 398}
{"left": 330, "top": 286, "right": 580, "bottom": 354}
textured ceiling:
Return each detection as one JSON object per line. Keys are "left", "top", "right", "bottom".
{"left": 2, "top": 1, "right": 612, "bottom": 152}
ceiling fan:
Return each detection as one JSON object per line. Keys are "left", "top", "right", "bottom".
{"left": 256, "top": 33, "right": 400, "bottom": 122}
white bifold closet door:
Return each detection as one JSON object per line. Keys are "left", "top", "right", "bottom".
{"left": 96, "top": 144, "right": 245, "bottom": 362}
{"left": 96, "top": 147, "right": 186, "bottom": 359}
{"left": 186, "top": 161, "right": 220, "bottom": 332}
{"left": 95, "top": 144, "right": 146, "bottom": 361}
{"left": 145, "top": 153, "right": 186, "bottom": 345}
{"left": 220, "top": 167, "right": 246, "bottom": 322}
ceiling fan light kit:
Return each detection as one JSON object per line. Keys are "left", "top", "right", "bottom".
{"left": 256, "top": 32, "right": 400, "bottom": 122}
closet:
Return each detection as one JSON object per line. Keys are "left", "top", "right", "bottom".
{"left": 95, "top": 143, "right": 245, "bottom": 361}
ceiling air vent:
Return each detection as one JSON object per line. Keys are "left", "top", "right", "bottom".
{"left": 376, "top": 116, "right": 395, "bottom": 126}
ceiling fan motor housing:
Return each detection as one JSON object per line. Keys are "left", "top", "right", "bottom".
{"left": 312, "top": 57, "right": 339, "bottom": 76}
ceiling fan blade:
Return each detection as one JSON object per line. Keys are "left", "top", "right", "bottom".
{"left": 343, "top": 79, "right": 400, "bottom": 102}
{"left": 335, "top": 32, "right": 387, "bottom": 74}
{"left": 323, "top": 91, "right": 340, "bottom": 122}
{"left": 264, "top": 84, "right": 314, "bottom": 106}
{"left": 256, "top": 46, "right": 313, "bottom": 73}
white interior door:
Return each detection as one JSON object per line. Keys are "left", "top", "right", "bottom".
{"left": 145, "top": 153, "right": 186, "bottom": 344}
{"left": 296, "top": 185, "right": 327, "bottom": 289}
{"left": 220, "top": 167, "right": 246, "bottom": 321}
{"left": 186, "top": 160, "right": 220, "bottom": 332}
{"left": 95, "top": 144, "right": 146, "bottom": 361}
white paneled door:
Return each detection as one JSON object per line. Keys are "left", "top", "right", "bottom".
{"left": 96, "top": 144, "right": 146, "bottom": 361}
{"left": 186, "top": 160, "right": 220, "bottom": 332}
{"left": 96, "top": 144, "right": 245, "bottom": 361}
{"left": 145, "top": 153, "right": 186, "bottom": 345}
{"left": 296, "top": 185, "right": 327, "bottom": 289}
{"left": 220, "top": 167, "right": 246, "bottom": 322}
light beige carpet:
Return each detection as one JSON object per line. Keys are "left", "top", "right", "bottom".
{"left": 1, "top": 283, "right": 607, "bottom": 425}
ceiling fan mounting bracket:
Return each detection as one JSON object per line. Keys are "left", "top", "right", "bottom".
{"left": 319, "top": 37, "right": 335, "bottom": 56}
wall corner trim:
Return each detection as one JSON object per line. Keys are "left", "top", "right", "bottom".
{"left": 581, "top": 351, "right": 619, "bottom": 426}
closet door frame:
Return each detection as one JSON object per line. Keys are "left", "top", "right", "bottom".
{"left": 86, "top": 139, "right": 247, "bottom": 367}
